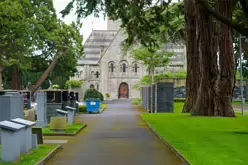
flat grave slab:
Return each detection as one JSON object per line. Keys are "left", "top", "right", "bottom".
{"left": 11, "top": 118, "right": 36, "bottom": 127}
{"left": 0, "top": 121, "right": 25, "bottom": 131}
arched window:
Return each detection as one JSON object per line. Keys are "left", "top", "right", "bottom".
{"left": 108, "top": 62, "right": 115, "bottom": 73}
{"left": 95, "top": 71, "right": 100, "bottom": 78}
{"left": 132, "top": 62, "right": 139, "bottom": 73}
{"left": 123, "top": 63, "right": 126, "bottom": 72}
{"left": 120, "top": 60, "right": 128, "bottom": 73}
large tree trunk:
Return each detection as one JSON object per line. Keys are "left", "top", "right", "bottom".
{"left": 12, "top": 67, "right": 22, "bottom": 90}
{"left": 183, "top": 0, "right": 200, "bottom": 113}
{"left": 191, "top": 0, "right": 218, "bottom": 116}
{"left": 0, "top": 65, "right": 3, "bottom": 90}
{"left": 214, "top": 0, "right": 235, "bottom": 117}
{"left": 31, "top": 51, "right": 61, "bottom": 96}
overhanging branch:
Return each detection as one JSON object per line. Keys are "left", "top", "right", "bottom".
{"left": 198, "top": 0, "right": 248, "bottom": 38}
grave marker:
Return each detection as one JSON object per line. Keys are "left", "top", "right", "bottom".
{"left": 0, "top": 121, "right": 25, "bottom": 162}
{"left": 65, "top": 106, "right": 76, "bottom": 125}
{"left": 11, "top": 118, "right": 36, "bottom": 153}
{"left": 50, "top": 117, "right": 67, "bottom": 132}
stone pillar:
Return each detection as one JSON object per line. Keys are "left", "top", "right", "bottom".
{"left": 36, "top": 92, "right": 48, "bottom": 127}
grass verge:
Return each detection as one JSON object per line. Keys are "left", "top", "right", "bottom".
{"left": 100, "top": 104, "right": 108, "bottom": 113}
{"left": 0, "top": 144, "right": 59, "bottom": 165}
{"left": 42, "top": 123, "right": 86, "bottom": 136}
{"left": 141, "top": 103, "right": 248, "bottom": 165}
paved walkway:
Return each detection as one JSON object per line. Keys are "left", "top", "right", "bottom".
{"left": 45, "top": 99, "right": 183, "bottom": 165}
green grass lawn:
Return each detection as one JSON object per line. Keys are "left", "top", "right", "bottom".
{"left": 100, "top": 104, "right": 108, "bottom": 113}
{"left": 0, "top": 144, "right": 59, "bottom": 165}
{"left": 141, "top": 103, "right": 248, "bottom": 165}
{"left": 42, "top": 123, "right": 85, "bottom": 135}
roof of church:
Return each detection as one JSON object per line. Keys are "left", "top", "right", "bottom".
{"left": 78, "top": 30, "right": 118, "bottom": 65}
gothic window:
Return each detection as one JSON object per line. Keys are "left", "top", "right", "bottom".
{"left": 91, "top": 71, "right": 94, "bottom": 79}
{"left": 132, "top": 62, "right": 139, "bottom": 73}
{"left": 95, "top": 71, "right": 100, "bottom": 78}
{"left": 120, "top": 60, "right": 128, "bottom": 73}
{"left": 123, "top": 63, "right": 126, "bottom": 72}
{"left": 108, "top": 61, "right": 115, "bottom": 73}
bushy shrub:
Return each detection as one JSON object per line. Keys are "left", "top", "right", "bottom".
{"left": 84, "top": 88, "right": 104, "bottom": 101}
{"left": 79, "top": 106, "right": 87, "bottom": 112}
{"left": 99, "top": 92, "right": 104, "bottom": 101}
{"left": 132, "top": 98, "right": 141, "bottom": 105}
{"left": 106, "top": 93, "right": 110, "bottom": 98}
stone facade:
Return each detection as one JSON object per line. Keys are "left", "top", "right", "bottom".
{"left": 71, "top": 19, "right": 187, "bottom": 100}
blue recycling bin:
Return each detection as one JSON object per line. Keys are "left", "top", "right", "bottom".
{"left": 86, "top": 98, "right": 101, "bottom": 113}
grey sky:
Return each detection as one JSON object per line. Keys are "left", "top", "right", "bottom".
{"left": 53, "top": 0, "right": 179, "bottom": 43}
{"left": 53, "top": 0, "right": 107, "bottom": 43}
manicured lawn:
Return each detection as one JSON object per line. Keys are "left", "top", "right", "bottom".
{"left": 42, "top": 123, "right": 85, "bottom": 135}
{"left": 141, "top": 103, "right": 248, "bottom": 165}
{"left": 0, "top": 144, "right": 59, "bottom": 165}
{"left": 132, "top": 98, "right": 142, "bottom": 105}
{"left": 100, "top": 104, "right": 108, "bottom": 112}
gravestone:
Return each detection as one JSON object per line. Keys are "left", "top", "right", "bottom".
{"left": 50, "top": 117, "right": 67, "bottom": 132}
{"left": 56, "top": 109, "right": 68, "bottom": 118}
{"left": 65, "top": 106, "right": 76, "bottom": 125}
{"left": 69, "top": 92, "right": 76, "bottom": 108}
{"left": 36, "top": 92, "right": 48, "bottom": 127}
{"left": 27, "top": 110, "right": 35, "bottom": 122}
{"left": 45, "top": 90, "right": 62, "bottom": 123}
{"left": 0, "top": 92, "right": 24, "bottom": 121}
{"left": 151, "top": 84, "right": 156, "bottom": 113}
{"left": 62, "top": 91, "right": 69, "bottom": 109}
{"left": 11, "top": 118, "right": 36, "bottom": 153}
{"left": 32, "top": 134, "right": 38, "bottom": 149}
{"left": 32, "top": 127, "right": 43, "bottom": 144}
{"left": 0, "top": 121, "right": 25, "bottom": 162}
{"left": 154, "top": 83, "right": 174, "bottom": 113}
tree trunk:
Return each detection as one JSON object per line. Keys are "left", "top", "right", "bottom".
{"left": 12, "top": 66, "right": 22, "bottom": 90}
{"left": 0, "top": 65, "right": 3, "bottom": 90}
{"left": 31, "top": 51, "right": 61, "bottom": 96}
{"left": 214, "top": 0, "right": 235, "bottom": 117}
{"left": 191, "top": 0, "right": 218, "bottom": 116}
{"left": 151, "top": 70, "right": 155, "bottom": 85}
{"left": 183, "top": 0, "right": 200, "bottom": 113}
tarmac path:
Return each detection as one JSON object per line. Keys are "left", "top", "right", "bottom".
{"left": 45, "top": 99, "right": 183, "bottom": 165}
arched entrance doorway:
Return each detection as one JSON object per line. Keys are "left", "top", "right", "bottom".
{"left": 118, "top": 82, "right": 129, "bottom": 99}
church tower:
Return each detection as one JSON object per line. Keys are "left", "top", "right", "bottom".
{"left": 107, "top": 19, "right": 121, "bottom": 31}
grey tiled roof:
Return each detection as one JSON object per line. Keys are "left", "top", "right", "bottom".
{"left": 79, "top": 30, "right": 118, "bottom": 65}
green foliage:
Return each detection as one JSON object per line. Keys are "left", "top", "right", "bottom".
{"left": 133, "top": 72, "right": 187, "bottom": 90}
{"left": 79, "top": 105, "right": 87, "bottom": 113}
{"left": 132, "top": 98, "right": 141, "bottom": 105}
{"left": 65, "top": 80, "right": 83, "bottom": 89}
{"left": 130, "top": 46, "right": 174, "bottom": 73}
{"left": 84, "top": 88, "right": 103, "bottom": 101}
{"left": 99, "top": 92, "right": 104, "bottom": 101}
{"left": 105, "top": 93, "right": 110, "bottom": 98}
{"left": 52, "top": 84, "right": 60, "bottom": 89}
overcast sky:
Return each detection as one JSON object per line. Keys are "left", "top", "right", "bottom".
{"left": 53, "top": 0, "right": 107, "bottom": 43}
{"left": 53, "top": 0, "right": 179, "bottom": 43}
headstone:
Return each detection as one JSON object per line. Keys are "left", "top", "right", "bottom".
{"left": 0, "top": 121, "right": 25, "bottom": 162}
{"left": 75, "top": 101, "right": 80, "bottom": 114}
{"left": 155, "top": 83, "right": 174, "bottom": 113}
{"left": 0, "top": 92, "right": 24, "bottom": 121}
{"left": 36, "top": 92, "right": 48, "bottom": 127}
{"left": 65, "top": 106, "right": 75, "bottom": 125}
{"left": 11, "top": 118, "right": 36, "bottom": 153}
{"left": 151, "top": 84, "right": 156, "bottom": 113}
{"left": 56, "top": 109, "right": 68, "bottom": 118}
{"left": 32, "top": 134, "right": 38, "bottom": 149}
{"left": 62, "top": 91, "right": 69, "bottom": 109}
{"left": 32, "top": 127, "right": 43, "bottom": 144}
{"left": 46, "top": 91, "right": 62, "bottom": 123}
{"left": 50, "top": 117, "right": 67, "bottom": 132}
{"left": 27, "top": 110, "right": 35, "bottom": 121}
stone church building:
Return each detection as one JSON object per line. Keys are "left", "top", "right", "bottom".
{"left": 71, "top": 20, "right": 187, "bottom": 100}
